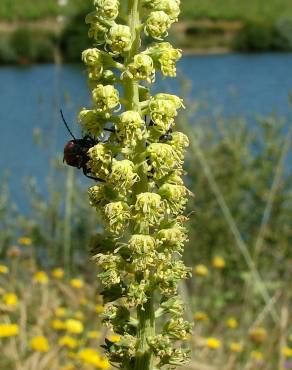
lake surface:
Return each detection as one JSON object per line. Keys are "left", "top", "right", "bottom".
{"left": 1, "top": 53, "right": 292, "bottom": 210}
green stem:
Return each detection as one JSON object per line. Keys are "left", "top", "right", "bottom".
{"left": 124, "top": 1, "right": 155, "bottom": 369}
{"left": 135, "top": 295, "right": 155, "bottom": 370}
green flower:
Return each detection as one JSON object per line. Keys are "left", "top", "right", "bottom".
{"left": 146, "top": 143, "right": 181, "bottom": 180}
{"left": 87, "top": 142, "right": 113, "bottom": 179}
{"left": 94, "top": 0, "right": 120, "bottom": 20}
{"left": 134, "top": 192, "right": 164, "bottom": 229}
{"left": 108, "top": 159, "right": 139, "bottom": 191}
{"left": 145, "top": 42, "right": 182, "bottom": 77}
{"left": 104, "top": 201, "right": 131, "bottom": 234}
{"left": 106, "top": 25, "right": 132, "bottom": 55}
{"left": 144, "top": 11, "right": 171, "bottom": 39}
{"left": 116, "top": 110, "right": 144, "bottom": 148}
{"left": 149, "top": 93, "right": 184, "bottom": 129}
{"left": 86, "top": 12, "right": 108, "bottom": 42}
{"left": 92, "top": 84, "right": 120, "bottom": 114}
{"left": 144, "top": 0, "right": 181, "bottom": 22}
{"left": 78, "top": 108, "right": 104, "bottom": 137}
{"left": 127, "top": 54, "right": 155, "bottom": 82}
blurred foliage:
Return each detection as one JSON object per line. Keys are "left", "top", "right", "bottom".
{"left": 234, "top": 18, "right": 292, "bottom": 52}
{"left": 181, "top": 0, "right": 292, "bottom": 21}
{"left": 0, "top": 0, "right": 292, "bottom": 22}
{"left": 10, "top": 28, "right": 56, "bottom": 63}
{"left": 60, "top": 7, "right": 92, "bottom": 62}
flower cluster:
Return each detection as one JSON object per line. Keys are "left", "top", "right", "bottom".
{"left": 79, "top": 0, "right": 191, "bottom": 368}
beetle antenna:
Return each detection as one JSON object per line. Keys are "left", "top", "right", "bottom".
{"left": 60, "top": 109, "right": 76, "bottom": 140}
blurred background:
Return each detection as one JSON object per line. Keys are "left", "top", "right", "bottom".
{"left": 0, "top": 1, "right": 291, "bottom": 369}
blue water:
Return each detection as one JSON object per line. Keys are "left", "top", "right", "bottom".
{"left": 0, "top": 53, "right": 292, "bottom": 210}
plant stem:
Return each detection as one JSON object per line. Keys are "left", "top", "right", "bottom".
{"left": 124, "top": 1, "right": 155, "bottom": 369}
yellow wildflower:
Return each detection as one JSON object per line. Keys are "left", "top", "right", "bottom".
{"left": 0, "top": 264, "right": 9, "bottom": 274}
{"left": 30, "top": 336, "right": 50, "bottom": 352}
{"left": 251, "top": 350, "right": 263, "bottom": 361}
{"left": 52, "top": 268, "right": 64, "bottom": 279}
{"left": 108, "top": 334, "right": 121, "bottom": 343}
{"left": 87, "top": 331, "right": 102, "bottom": 339}
{"left": 70, "top": 278, "right": 84, "bottom": 289}
{"left": 194, "top": 264, "right": 209, "bottom": 277}
{"left": 51, "top": 319, "right": 66, "bottom": 330}
{"left": 95, "top": 304, "right": 104, "bottom": 314}
{"left": 58, "top": 335, "right": 78, "bottom": 349}
{"left": 33, "top": 271, "right": 49, "bottom": 284}
{"left": 193, "top": 311, "right": 209, "bottom": 322}
{"left": 249, "top": 327, "right": 267, "bottom": 343}
{"left": 99, "top": 358, "right": 111, "bottom": 369}
{"left": 226, "top": 317, "right": 238, "bottom": 329}
{"left": 78, "top": 348, "right": 101, "bottom": 366}
{"left": 212, "top": 256, "right": 226, "bottom": 269}
{"left": 230, "top": 342, "right": 243, "bottom": 353}
{"left": 206, "top": 337, "right": 221, "bottom": 350}
{"left": 65, "top": 319, "right": 84, "bottom": 334}
{"left": 3, "top": 293, "right": 18, "bottom": 307}
{"left": 18, "top": 236, "right": 32, "bottom": 246}
{"left": 55, "top": 307, "right": 67, "bottom": 318}
{"left": 0, "top": 323, "right": 19, "bottom": 337}
{"left": 282, "top": 346, "right": 292, "bottom": 358}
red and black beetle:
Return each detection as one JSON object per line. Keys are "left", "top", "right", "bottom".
{"left": 61, "top": 110, "right": 103, "bottom": 181}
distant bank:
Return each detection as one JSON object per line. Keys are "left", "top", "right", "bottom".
{"left": 1, "top": 17, "right": 292, "bottom": 65}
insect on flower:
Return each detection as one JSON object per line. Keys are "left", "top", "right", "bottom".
{"left": 61, "top": 109, "right": 112, "bottom": 181}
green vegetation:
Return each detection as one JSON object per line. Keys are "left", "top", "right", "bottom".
{"left": 0, "top": 28, "right": 56, "bottom": 64}
{"left": 181, "top": 0, "right": 292, "bottom": 21}
{"left": 0, "top": 0, "right": 292, "bottom": 22}
{"left": 234, "top": 18, "right": 292, "bottom": 51}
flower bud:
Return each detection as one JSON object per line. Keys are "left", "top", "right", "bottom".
{"left": 145, "top": 42, "right": 181, "bottom": 77}
{"left": 108, "top": 159, "right": 139, "bottom": 190}
{"left": 104, "top": 201, "right": 131, "bottom": 234}
{"left": 156, "top": 225, "right": 188, "bottom": 252}
{"left": 145, "top": 11, "right": 171, "bottom": 39}
{"left": 116, "top": 111, "right": 144, "bottom": 146}
{"left": 170, "top": 131, "right": 189, "bottom": 159}
{"left": 92, "top": 84, "right": 120, "bottom": 113}
{"left": 127, "top": 54, "right": 155, "bottom": 82}
{"left": 78, "top": 108, "right": 103, "bottom": 136}
{"left": 106, "top": 25, "right": 132, "bottom": 55}
{"left": 86, "top": 12, "right": 108, "bottom": 41}
{"left": 145, "top": 0, "right": 180, "bottom": 21}
{"left": 87, "top": 143, "right": 113, "bottom": 178}
{"left": 158, "top": 183, "right": 188, "bottom": 215}
{"left": 149, "top": 93, "right": 184, "bottom": 128}
{"left": 94, "top": 0, "right": 120, "bottom": 20}
{"left": 134, "top": 192, "right": 164, "bottom": 227}
{"left": 163, "top": 317, "right": 192, "bottom": 340}
{"left": 128, "top": 234, "right": 156, "bottom": 254}
{"left": 126, "top": 280, "right": 148, "bottom": 307}
{"left": 88, "top": 185, "right": 107, "bottom": 207}
{"left": 82, "top": 48, "right": 103, "bottom": 67}
{"left": 146, "top": 143, "right": 181, "bottom": 180}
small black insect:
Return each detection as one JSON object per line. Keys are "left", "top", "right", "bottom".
{"left": 159, "top": 130, "right": 173, "bottom": 143}
{"left": 61, "top": 110, "right": 103, "bottom": 181}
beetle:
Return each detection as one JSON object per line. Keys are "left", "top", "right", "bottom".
{"left": 61, "top": 110, "right": 104, "bottom": 181}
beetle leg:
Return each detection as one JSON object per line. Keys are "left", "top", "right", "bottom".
{"left": 82, "top": 167, "right": 105, "bottom": 182}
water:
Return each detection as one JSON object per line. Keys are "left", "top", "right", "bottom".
{"left": 0, "top": 53, "right": 292, "bottom": 210}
